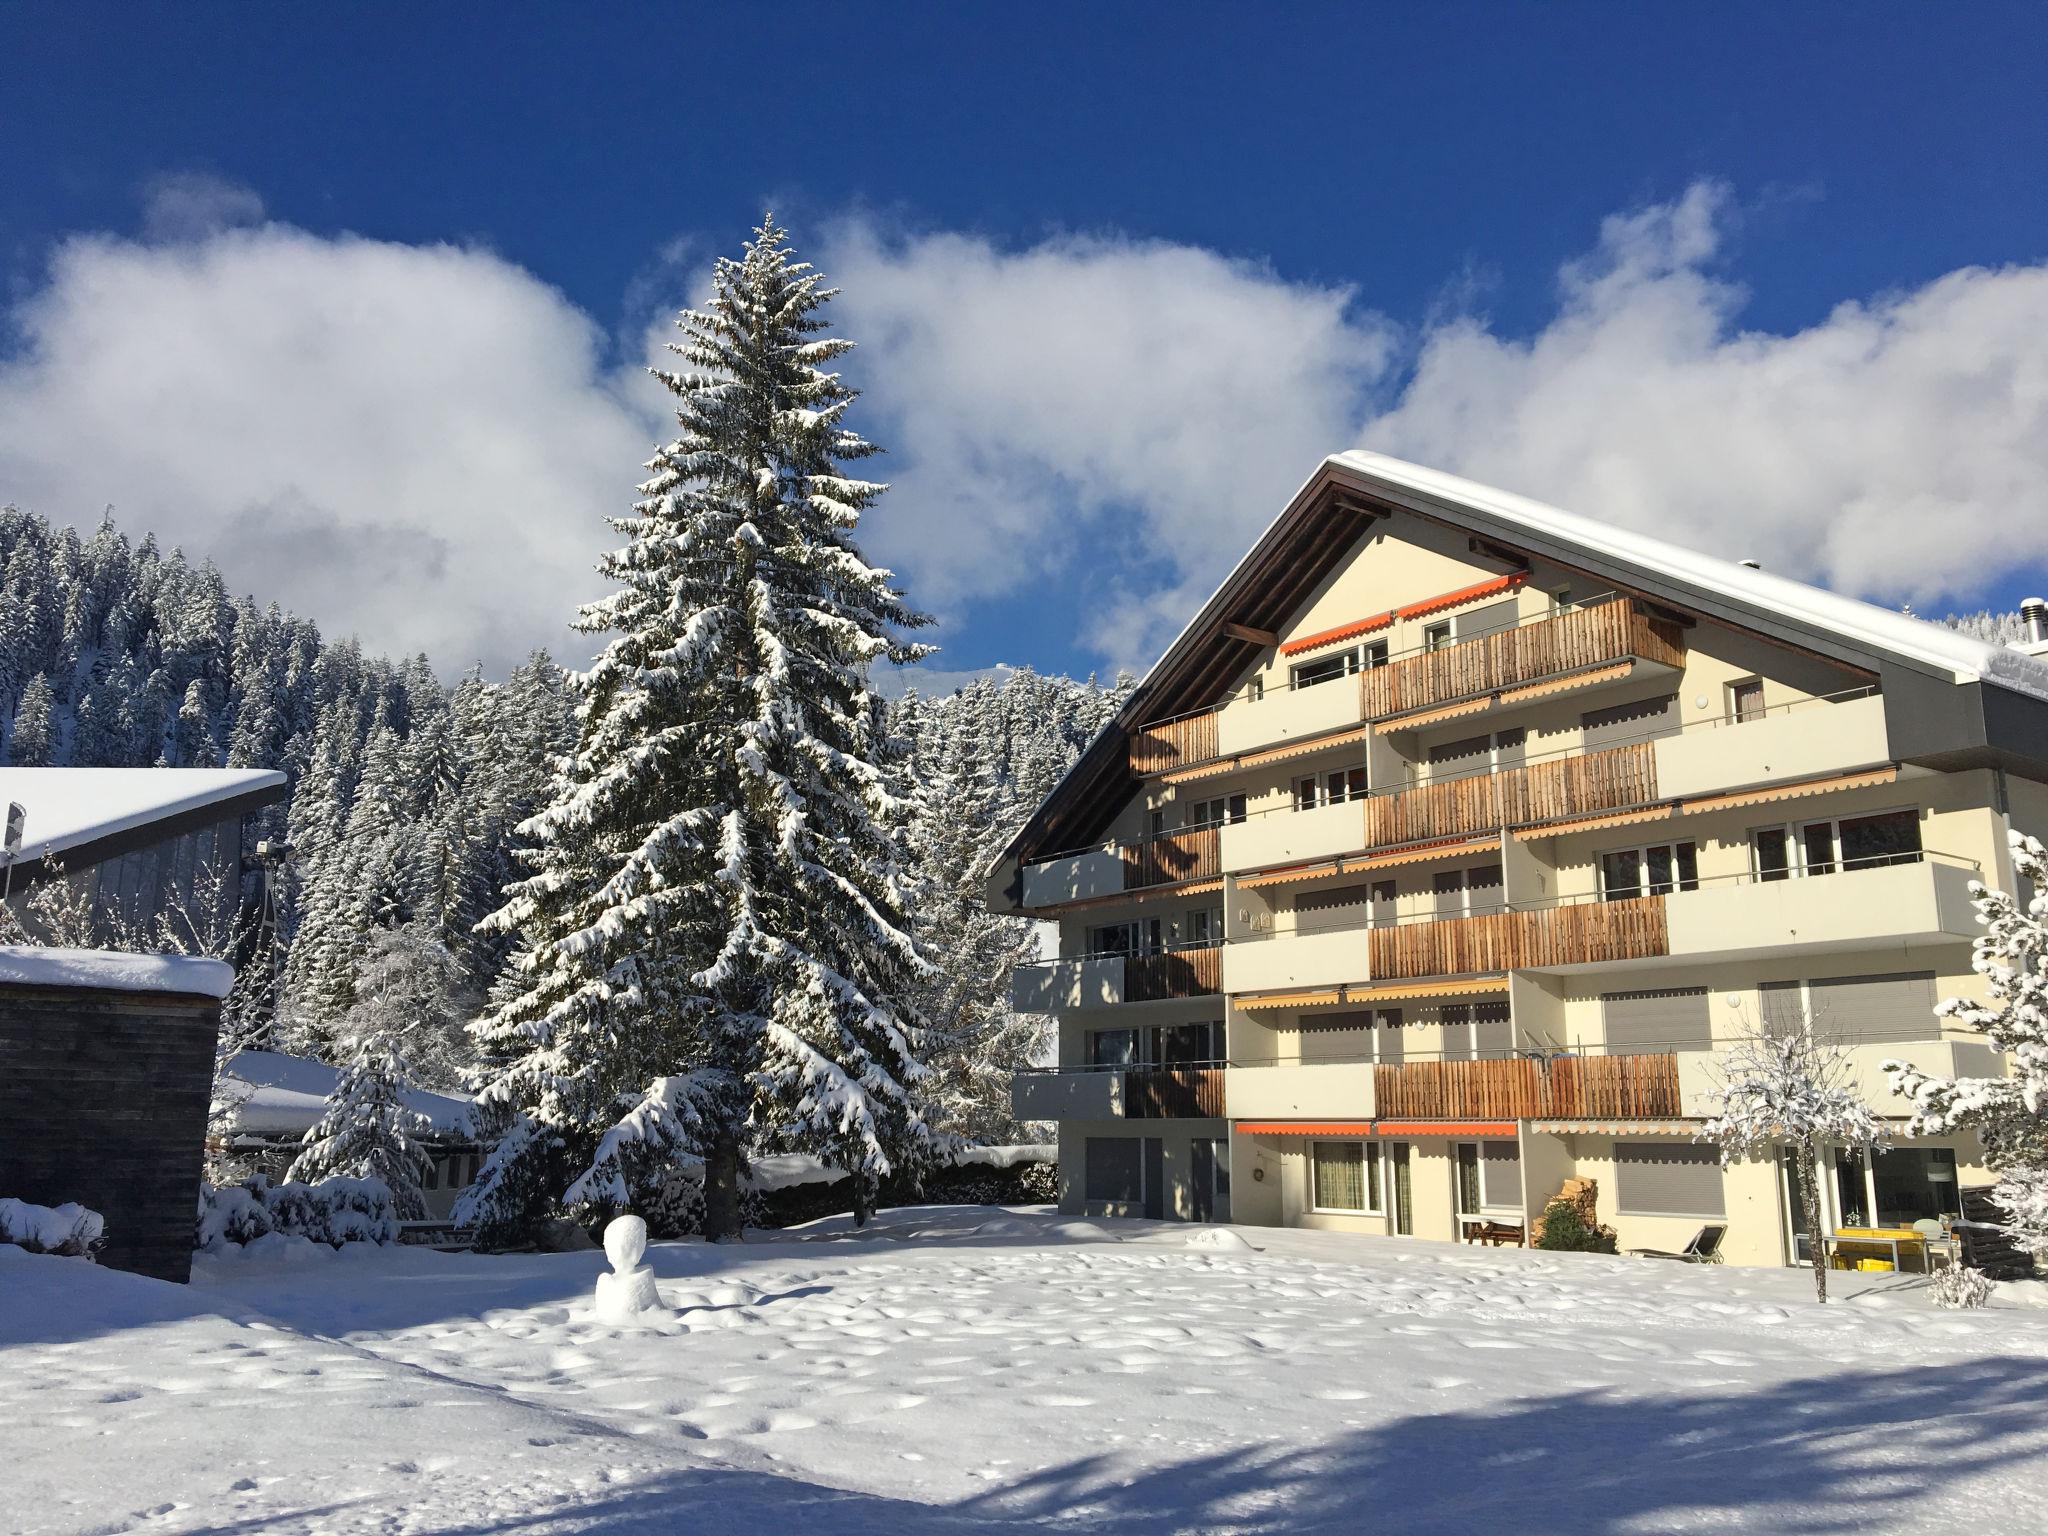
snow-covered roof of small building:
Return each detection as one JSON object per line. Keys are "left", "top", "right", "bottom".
{"left": 219, "top": 1050, "right": 477, "bottom": 1141}
{"left": 0, "top": 767, "right": 288, "bottom": 863}
{"left": 1330, "top": 450, "right": 2048, "bottom": 704}
{"left": 0, "top": 945, "right": 235, "bottom": 999}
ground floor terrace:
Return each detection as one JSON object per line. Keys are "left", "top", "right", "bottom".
{"left": 1058, "top": 1121, "right": 1989, "bottom": 1270}
{"left": 10, "top": 1207, "right": 2048, "bottom": 1534}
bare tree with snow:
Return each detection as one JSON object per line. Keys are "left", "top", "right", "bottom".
{"left": 1701, "top": 1014, "right": 1885, "bottom": 1303}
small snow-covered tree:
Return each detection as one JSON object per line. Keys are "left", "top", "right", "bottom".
{"left": 1701, "top": 1015, "right": 1885, "bottom": 1303}
{"left": 467, "top": 216, "right": 935, "bottom": 1243}
{"left": 288, "top": 1015, "right": 434, "bottom": 1220}
{"left": 1888, "top": 829, "right": 2048, "bottom": 1264}
{"left": 8, "top": 672, "right": 54, "bottom": 765}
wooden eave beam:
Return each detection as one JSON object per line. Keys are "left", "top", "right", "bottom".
{"left": 1222, "top": 622, "right": 1278, "bottom": 647}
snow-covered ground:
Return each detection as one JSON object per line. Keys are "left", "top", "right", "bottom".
{"left": 9, "top": 1209, "right": 2048, "bottom": 1534}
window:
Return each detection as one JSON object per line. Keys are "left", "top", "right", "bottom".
{"left": 1581, "top": 693, "right": 1679, "bottom": 750}
{"left": 1598, "top": 841, "right": 1699, "bottom": 900}
{"left": 1089, "top": 1028, "right": 1139, "bottom": 1067}
{"left": 1291, "top": 649, "right": 1359, "bottom": 690}
{"left": 1085, "top": 1138, "right": 1144, "bottom": 1206}
{"left": 1615, "top": 1142, "right": 1725, "bottom": 1217}
{"left": 1210, "top": 1140, "right": 1232, "bottom": 1200}
{"left": 1439, "top": 1000, "right": 1512, "bottom": 1061}
{"left": 1362, "top": 640, "right": 1389, "bottom": 669}
{"left": 1153, "top": 1020, "right": 1221, "bottom": 1064}
{"left": 1432, "top": 863, "right": 1504, "bottom": 918}
{"left": 1146, "top": 809, "right": 1166, "bottom": 839}
{"left": 1423, "top": 621, "right": 1453, "bottom": 652}
{"left": 1601, "top": 987, "right": 1710, "bottom": 1053}
{"left": 1184, "top": 906, "right": 1224, "bottom": 947}
{"left": 1751, "top": 810, "right": 1920, "bottom": 881}
{"left": 1312, "top": 1141, "right": 1379, "bottom": 1212}
{"left": 1771, "top": 972, "right": 1938, "bottom": 1045}
{"left": 1300, "top": 1007, "right": 1404, "bottom": 1063}
{"left": 1294, "top": 768, "right": 1367, "bottom": 809}
{"left": 1457, "top": 598, "right": 1521, "bottom": 642}
{"left": 1730, "top": 678, "right": 1766, "bottom": 723}
{"left": 1186, "top": 793, "right": 1246, "bottom": 829}
{"left": 1295, "top": 882, "right": 1377, "bottom": 937}
{"left": 1089, "top": 918, "right": 1162, "bottom": 956}
{"left": 1455, "top": 1143, "right": 1482, "bottom": 1215}
{"left": 1369, "top": 879, "right": 1398, "bottom": 930}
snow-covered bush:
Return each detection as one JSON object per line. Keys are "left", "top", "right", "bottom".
{"left": 0, "top": 1197, "right": 105, "bottom": 1258}
{"left": 196, "top": 1176, "right": 399, "bottom": 1251}
{"left": 1533, "top": 1198, "right": 1615, "bottom": 1254}
{"left": 1930, "top": 1263, "right": 1996, "bottom": 1310}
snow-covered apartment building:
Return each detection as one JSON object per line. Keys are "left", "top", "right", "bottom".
{"left": 989, "top": 452, "right": 2048, "bottom": 1268}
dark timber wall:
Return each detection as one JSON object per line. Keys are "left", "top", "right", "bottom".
{"left": 0, "top": 981, "right": 221, "bottom": 1282}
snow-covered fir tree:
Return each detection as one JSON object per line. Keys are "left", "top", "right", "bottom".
{"left": 1701, "top": 1016, "right": 1885, "bottom": 1303}
{"left": 465, "top": 217, "right": 934, "bottom": 1242}
{"left": 1888, "top": 829, "right": 2048, "bottom": 1263}
{"left": 288, "top": 1017, "right": 435, "bottom": 1221}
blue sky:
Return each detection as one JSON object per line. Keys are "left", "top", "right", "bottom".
{"left": 3, "top": 6, "right": 2046, "bottom": 686}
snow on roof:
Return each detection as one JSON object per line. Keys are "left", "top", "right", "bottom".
{"left": 1332, "top": 449, "right": 2048, "bottom": 705}
{"left": 221, "top": 1051, "right": 476, "bottom": 1140}
{"left": 0, "top": 767, "right": 287, "bottom": 863}
{"left": 0, "top": 945, "right": 235, "bottom": 999}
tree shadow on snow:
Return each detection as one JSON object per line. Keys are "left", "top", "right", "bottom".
{"left": 293, "top": 1354, "right": 2048, "bottom": 1535}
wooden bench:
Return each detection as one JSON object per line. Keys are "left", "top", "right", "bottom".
{"left": 1463, "top": 1219, "right": 1526, "bottom": 1247}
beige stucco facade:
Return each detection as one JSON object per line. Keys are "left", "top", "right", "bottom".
{"left": 1000, "top": 461, "right": 2044, "bottom": 1272}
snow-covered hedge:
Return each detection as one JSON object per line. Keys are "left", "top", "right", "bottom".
{"left": 196, "top": 1175, "right": 400, "bottom": 1251}
{"left": 0, "top": 1197, "right": 106, "bottom": 1258}
{"left": 639, "top": 1146, "right": 1058, "bottom": 1238}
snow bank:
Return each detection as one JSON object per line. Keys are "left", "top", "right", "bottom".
{"left": 0, "top": 944, "right": 234, "bottom": 999}
{"left": 952, "top": 1142, "right": 1057, "bottom": 1169}
{"left": 0, "top": 1196, "right": 104, "bottom": 1257}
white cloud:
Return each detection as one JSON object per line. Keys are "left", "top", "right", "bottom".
{"left": 139, "top": 171, "right": 268, "bottom": 243}
{"left": 0, "top": 216, "right": 659, "bottom": 674}
{"left": 1368, "top": 182, "right": 2048, "bottom": 608}
{"left": 821, "top": 222, "right": 1398, "bottom": 666}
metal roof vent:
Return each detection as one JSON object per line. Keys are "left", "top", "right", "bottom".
{"left": 2023, "top": 597, "right": 2048, "bottom": 644}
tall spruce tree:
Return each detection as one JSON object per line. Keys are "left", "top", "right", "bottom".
{"left": 465, "top": 217, "right": 933, "bottom": 1241}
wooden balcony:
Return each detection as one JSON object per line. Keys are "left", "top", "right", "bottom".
{"left": 1126, "top": 943, "right": 1223, "bottom": 1002}
{"left": 1357, "top": 597, "right": 1686, "bottom": 721}
{"left": 1122, "top": 826, "right": 1221, "bottom": 890}
{"left": 1373, "top": 1052, "right": 1682, "bottom": 1121}
{"left": 1366, "top": 895, "right": 1669, "bottom": 980}
{"left": 1362, "top": 742, "right": 1657, "bottom": 847}
{"left": 1129, "top": 710, "right": 1219, "bottom": 776}
{"left": 1126, "top": 1066, "right": 1228, "bottom": 1119}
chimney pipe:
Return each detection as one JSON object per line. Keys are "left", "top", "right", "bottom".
{"left": 2023, "top": 597, "right": 2048, "bottom": 644}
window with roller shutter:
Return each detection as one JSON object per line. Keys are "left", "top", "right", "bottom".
{"left": 1602, "top": 987, "right": 1710, "bottom": 1053}
{"left": 1615, "top": 1142, "right": 1726, "bottom": 1216}
{"left": 1581, "top": 693, "right": 1679, "bottom": 751}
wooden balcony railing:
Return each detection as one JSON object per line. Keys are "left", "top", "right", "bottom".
{"left": 1373, "top": 1051, "right": 1682, "bottom": 1121}
{"left": 1358, "top": 598, "right": 1687, "bottom": 721}
{"left": 1126, "top": 1066, "right": 1228, "bottom": 1118}
{"left": 1362, "top": 742, "right": 1658, "bottom": 847}
{"left": 1121, "top": 825, "right": 1221, "bottom": 890}
{"left": 1366, "top": 895, "right": 1669, "bottom": 980}
{"left": 1126, "top": 943, "right": 1223, "bottom": 1001}
{"left": 1129, "top": 710, "right": 1219, "bottom": 776}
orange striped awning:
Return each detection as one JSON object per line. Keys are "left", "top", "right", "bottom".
{"left": 1236, "top": 835, "right": 1501, "bottom": 890}
{"left": 1373, "top": 1120, "right": 1517, "bottom": 1137}
{"left": 1679, "top": 765, "right": 1896, "bottom": 816}
{"left": 1280, "top": 611, "right": 1395, "bottom": 658}
{"left": 1160, "top": 724, "right": 1374, "bottom": 786}
{"left": 1529, "top": 1119, "right": 1702, "bottom": 1136}
{"left": 1279, "top": 574, "right": 1527, "bottom": 658}
{"left": 1397, "top": 573, "right": 1527, "bottom": 622}
{"left": 1237, "top": 1121, "right": 1375, "bottom": 1136}
{"left": 1235, "top": 975, "right": 1507, "bottom": 1012}
{"left": 1512, "top": 805, "right": 1675, "bottom": 841}
{"left": 1373, "top": 695, "right": 1495, "bottom": 733}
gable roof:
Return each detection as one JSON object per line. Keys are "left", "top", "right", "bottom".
{"left": 219, "top": 1050, "right": 476, "bottom": 1141}
{"left": 995, "top": 450, "right": 2048, "bottom": 878}
{"left": 0, "top": 767, "right": 287, "bottom": 877}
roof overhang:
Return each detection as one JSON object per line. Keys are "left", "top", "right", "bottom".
{"left": 0, "top": 768, "right": 288, "bottom": 891}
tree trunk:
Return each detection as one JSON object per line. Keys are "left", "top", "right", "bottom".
{"left": 852, "top": 1171, "right": 875, "bottom": 1229}
{"left": 1800, "top": 1145, "right": 1829, "bottom": 1304}
{"left": 703, "top": 1133, "right": 742, "bottom": 1243}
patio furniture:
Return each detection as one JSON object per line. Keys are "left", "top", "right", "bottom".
{"left": 1462, "top": 1219, "right": 1525, "bottom": 1247}
{"left": 1625, "top": 1225, "right": 1724, "bottom": 1263}
{"left": 1827, "top": 1227, "right": 1927, "bottom": 1273}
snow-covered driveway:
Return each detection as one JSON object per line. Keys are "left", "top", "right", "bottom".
{"left": 8, "top": 1208, "right": 2048, "bottom": 1533}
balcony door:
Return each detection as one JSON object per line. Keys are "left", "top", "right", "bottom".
{"left": 1387, "top": 1142, "right": 1414, "bottom": 1234}
{"left": 1143, "top": 1137, "right": 1165, "bottom": 1220}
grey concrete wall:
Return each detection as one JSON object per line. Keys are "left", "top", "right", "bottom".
{"left": 0, "top": 981, "right": 220, "bottom": 1282}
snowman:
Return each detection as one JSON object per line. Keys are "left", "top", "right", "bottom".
{"left": 593, "top": 1214, "right": 667, "bottom": 1325}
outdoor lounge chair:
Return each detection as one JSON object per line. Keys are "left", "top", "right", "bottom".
{"left": 1624, "top": 1225, "right": 1725, "bottom": 1263}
